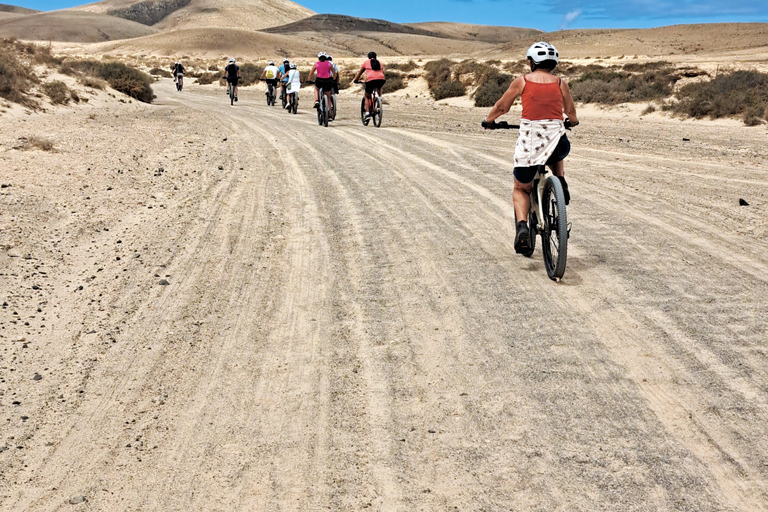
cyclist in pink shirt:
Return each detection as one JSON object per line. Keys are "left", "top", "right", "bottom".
{"left": 353, "top": 51, "right": 386, "bottom": 119}
{"left": 308, "top": 52, "right": 337, "bottom": 110}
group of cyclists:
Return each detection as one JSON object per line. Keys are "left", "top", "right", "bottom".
{"left": 172, "top": 52, "right": 387, "bottom": 121}
{"left": 171, "top": 41, "right": 579, "bottom": 267}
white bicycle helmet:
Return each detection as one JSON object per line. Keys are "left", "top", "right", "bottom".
{"left": 289, "top": 63, "right": 297, "bottom": 69}
{"left": 229, "top": 58, "right": 235, "bottom": 64}
{"left": 268, "top": 60, "right": 275, "bottom": 65}
{"left": 317, "top": 51, "right": 327, "bottom": 59}
{"left": 526, "top": 42, "right": 559, "bottom": 64}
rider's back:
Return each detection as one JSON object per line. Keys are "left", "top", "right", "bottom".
{"left": 521, "top": 75, "right": 563, "bottom": 121}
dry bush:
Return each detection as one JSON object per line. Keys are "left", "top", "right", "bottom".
{"left": 474, "top": 71, "right": 513, "bottom": 107}
{"left": 149, "top": 67, "right": 172, "bottom": 78}
{"left": 11, "top": 40, "right": 62, "bottom": 66}
{"left": 454, "top": 60, "right": 495, "bottom": 82}
{"left": 80, "top": 76, "right": 106, "bottom": 90}
{"left": 239, "top": 63, "right": 263, "bottom": 86}
{"left": 195, "top": 72, "right": 219, "bottom": 85}
{"left": 503, "top": 60, "right": 528, "bottom": 74}
{"left": 432, "top": 80, "right": 466, "bottom": 100}
{"left": 382, "top": 70, "right": 406, "bottom": 93}
{"left": 622, "top": 61, "right": 671, "bottom": 72}
{"left": 0, "top": 42, "right": 39, "bottom": 107}
{"left": 43, "top": 80, "right": 70, "bottom": 105}
{"left": 388, "top": 60, "right": 417, "bottom": 72}
{"left": 59, "top": 59, "right": 153, "bottom": 102}
{"left": 641, "top": 104, "right": 656, "bottom": 115}
{"left": 207, "top": 64, "right": 219, "bottom": 71}
{"left": 569, "top": 66, "right": 679, "bottom": 104}
{"left": 672, "top": 70, "right": 768, "bottom": 125}
{"left": 424, "top": 59, "right": 454, "bottom": 89}
{"left": 17, "top": 136, "right": 54, "bottom": 151}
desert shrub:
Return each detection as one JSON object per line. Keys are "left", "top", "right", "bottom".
{"left": 486, "top": 59, "right": 501, "bottom": 66}
{"left": 149, "top": 67, "right": 172, "bottom": 77}
{"left": 43, "top": 80, "right": 70, "bottom": 105}
{"left": 17, "top": 136, "right": 54, "bottom": 151}
{"left": 432, "top": 80, "right": 466, "bottom": 100}
{"left": 10, "top": 40, "right": 61, "bottom": 66}
{"left": 58, "top": 59, "right": 153, "bottom": 102}
{"left": 208, "top": 64, "right": 218, "bottom": 71}
{"left": 0, "top": 44, "right": 38, "bottom": 106}
{"left": 80, "top": 76, "right": 106, "bottom": 90}
{"left": 388, "top": 60, "right": 417, "bottom": 72}
{"left": 503, "top": 60, "right": 528, "bottom": 74}
{"left": 424, "top": 59, "right": 454, "bottom": 89}
{"left": 195, "top": 72, "right": 219, "bottom": 85}
{"left": 671, "top": 70, "right": 768, "bottom": 125}
{"left": 338, "top": 72, "right": 353, "bottom": 90}
{"left": 570, "top": 66, "right": 679, "bottom": 104}
{"left": 474, "top": 71, "right": 513, "bottom": 107}
{"left": 622, "top": 61, "right": 671, "bottom": 72}
{"left": 454, "top": 60, "right": 497, "bottom": 87}
{"left": 641, "top": 104, "right": 656, "bottom": 115}
{"left": 239, "top": 63, "right": 263, "bottom": 86}
{"left": 382, "top": 70, "right": 406, "bottom": 93}
{"left": 99, "top": 62, "right": 153, "bottom": 103}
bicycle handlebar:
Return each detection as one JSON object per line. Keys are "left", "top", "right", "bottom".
{"left": 481, "top": 118, "right": 579, "bottom": 130}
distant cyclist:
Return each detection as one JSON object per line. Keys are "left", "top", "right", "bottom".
{"left": 278, "top": 58, "right": 290, "bottom": 101}
{"left": 171, "top": 61, "right": 185, "bottom": 87}
{"left": 308, "top": 52, "right": 336, "bottom": 111}
{"left": 222, "top": 57, "right": 241, "bottom": 102}
{"left": 261, "top": 60, "right": 280, "bottom": 100}
{"left": 482, "top": 41, "right": 579, "bottom": 254}
{"left": 327, "top": 55, "right": 340, "bottom": 94}
{"left": 353, "top": 51, "right": 386, "bottom": 120}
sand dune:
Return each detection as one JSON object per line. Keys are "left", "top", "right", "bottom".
{"left": 72, "top": 0, "right": 314, "bottom": 31}
{"left": 0, "top": 10, "right": 157, "bottom": 42}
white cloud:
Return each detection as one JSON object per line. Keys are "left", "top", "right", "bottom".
{"left": 560, "top": 8, "right": 582, "bottom": 29}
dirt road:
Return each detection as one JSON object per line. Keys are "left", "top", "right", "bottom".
{"left": 1, "top": 80, "right": 768, "bottom": 511}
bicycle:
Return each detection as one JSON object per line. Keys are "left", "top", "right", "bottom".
{"left": 286, "top": 86, "right": 299, "bottom": 114}
{"left": 482, "top": 119, "right": 574, "bottom": 281}
{"left": 329, "top": 88, "right": 337, "bottom": 121}
{"left": 175, "top": 73, "right": 183, "bottom": 92}
{"left": 355, "top": 81, "right": 382, "bottom": 127}
{"left": 265, "top": 82, "right": 276, "bottom": 106}
{"left": 309, "top": 81, "right": 330, "bottom": 127}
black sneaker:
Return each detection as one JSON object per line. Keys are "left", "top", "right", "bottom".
{"left": 234, "top": 96, "right": 238, "bottom": 102}
{"left": 514, "top": 221, "right": 530, "bottom": 254}
{"left": 557, "top": 176, "right": 570, "bottom": 205}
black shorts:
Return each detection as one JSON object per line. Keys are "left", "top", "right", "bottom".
{"left": 513, "top": 135, "right": 571, "bottom": 184}
{"left": 315, "top": 77, "right": 335, "bottom": 92}
{"left": 365, "top": 80, "right": 386, "bottom": 94}
{"left": 266, "top": 79, "right": 278, "bottom": 87}
{"left": 226, "top": 77, "right": 239, "bottom": 86}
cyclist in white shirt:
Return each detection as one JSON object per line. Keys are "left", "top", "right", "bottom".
{"left": 260, "top": 60, "right": 280, "bottom": 100}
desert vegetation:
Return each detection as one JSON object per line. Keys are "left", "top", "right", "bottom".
{"left": 62, "top": 59, "right": 154, "bottom": 103}
{"left": 0, "top": 40, "right": 40, "bottom": 107}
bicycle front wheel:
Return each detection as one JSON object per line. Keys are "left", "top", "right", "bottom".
{"left": 541, "top": 176, "right": 568, "bottom": 280}
{"left": 373, "top": 95, "right": 382, "bottom": 127}
{"left": 360, "top": 97, "right": 369, "bottom": 126}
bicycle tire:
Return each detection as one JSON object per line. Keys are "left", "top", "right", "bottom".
{"left": 282, "top": 91, "right": 287, "bottom": 109}
{"left": 317, "top": 97, "right": 323, "bottom": 125}
{"left": 330, "top": 95, "right": 337, "bottom": 121}
{"left": 292, "top": 95, "right": 298, "bottom": 114}
{"left": 373, "top": 95, "right": 382, "bottom": 127}
{"left": 541, "top": 176, "right": 568, "bottom": 280}
{"left": 360, "top": 97, "right": 369, "bottom": 126}
{"left": 322, "top": 96, "right": 329, "bottom": 127}
{"left": 230, "top": 85, "right": 234, "bottom": 106}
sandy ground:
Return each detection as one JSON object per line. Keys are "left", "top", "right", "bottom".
{"left": 1, "top": 78, "right": 768, "bottom": 511}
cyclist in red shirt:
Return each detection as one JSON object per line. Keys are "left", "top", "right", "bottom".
{"left": 353, "top": 52, "right": 386, "bottom": 119}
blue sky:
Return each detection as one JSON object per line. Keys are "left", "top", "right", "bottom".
{"left": 13, "top": 0, "right": 768, "bottom": 31}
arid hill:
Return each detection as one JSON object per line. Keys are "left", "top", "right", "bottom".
{"left": 72, "top": 0, "right": 314, "bottom": 31}
{"left": 405, "top": 21, "right": 542, "bottom": 44}
{"left": 0, "top": 3, "right": 38, "bottom": 13}
{"left": 0, "top": 10, "right": 157, "bottom": 42}
{"left": 263, "top": 14, "right": 441, "bottom": 37}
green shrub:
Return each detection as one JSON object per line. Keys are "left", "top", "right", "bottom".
{"left": 382, "top": 70, "right": 406, "bottom": 93}
{"left": 474, "top": 71, "right": 513, "bottom": 107}
{"left": 43, "top": 80, "right": 70, "bottom": 105}
{"left": 671, "top": 70, "right": 768, "bottom": 125}
{"left": 432, "top": 80, "right": 466, "bottom": 100}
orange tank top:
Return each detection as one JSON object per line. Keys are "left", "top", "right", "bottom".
{"left": 521, "top": 78, "right": 563, "bottom": 121}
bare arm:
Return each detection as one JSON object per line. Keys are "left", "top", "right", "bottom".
{"left": 485, "top": 76, "right": 525, "bottom": 122}
{"left": 353, "top": 64, "right": 365, "bottom": 82}
{"left": 308, "top": 63, "right": 317, "bottom": 81}
{"left": 560, "top": 79, "right": 579, "bottom": 124}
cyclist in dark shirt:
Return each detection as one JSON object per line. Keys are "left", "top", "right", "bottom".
{"left": 171, "top": 61, "right": 185, "bottom": 86}
{"left": 223, "top": 58, "right": 241, "bottom": 102}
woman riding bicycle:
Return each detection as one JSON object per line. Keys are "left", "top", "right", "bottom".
{"left": 353, "top": 51, "right": 386, "bottom": 119}
{"left": 482, "top": 42, "right": 579, "bottom": 254}
{"left": 309, "top": 52, "right": 336, "bottom": 111}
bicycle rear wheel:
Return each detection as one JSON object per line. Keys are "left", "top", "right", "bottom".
{"left": 541, "top": 176, "right": 568, "bottom": 280}
{"left": 330, "top": 95, "right": 337, "bottom": 121}
{"left": 230, "top": 85, "right": 234, "bottom": 106}
{"left": 373, "top": 95, "right": 382, "bottom": 127}
{"left": 322, "top": 96, "right": 329, "bottom": 127}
